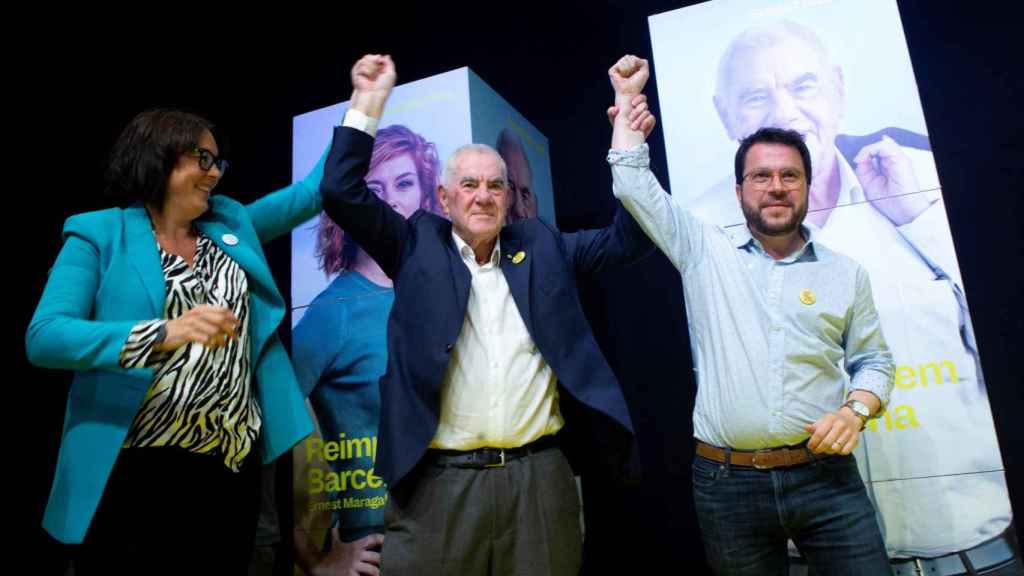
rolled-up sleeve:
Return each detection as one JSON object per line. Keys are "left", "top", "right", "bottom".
{"left": 844, "top": 266, "right": 895, "bottom": 408}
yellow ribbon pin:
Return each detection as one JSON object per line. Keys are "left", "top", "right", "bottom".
{"left": 799, "top": 289, "right": 816, "bottom": 305}
{"left": 511, "top": 251, "right": 526, "bottom": 264}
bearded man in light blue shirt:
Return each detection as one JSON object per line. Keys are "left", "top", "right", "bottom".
{"left": 606, "top": 55, "right": 894, "bottom": 576}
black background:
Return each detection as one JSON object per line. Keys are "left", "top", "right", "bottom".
{"left": 16, "top": 1, "right": 1021, "bottom": 573}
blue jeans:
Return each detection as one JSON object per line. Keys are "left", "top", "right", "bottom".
{"left": 693, "top": 452, "right": 889, "bottom": 576}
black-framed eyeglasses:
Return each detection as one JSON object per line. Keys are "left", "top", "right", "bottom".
{"left": 190, "top": 147, "right": 229, "bottom": 174}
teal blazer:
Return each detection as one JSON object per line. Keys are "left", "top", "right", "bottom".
{"left": 26, "top": 153, "right": 325, "bottom": 544}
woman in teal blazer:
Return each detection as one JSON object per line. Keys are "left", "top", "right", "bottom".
{"left": 26, "top": 108, "right": 325, "bottom": 572}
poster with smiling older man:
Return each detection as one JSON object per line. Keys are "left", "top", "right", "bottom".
{"left": 648, "top": 0, "right": 1018, "bottom": 572}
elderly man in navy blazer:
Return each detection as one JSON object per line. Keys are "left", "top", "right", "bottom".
{"left": 320, "top": 54, "right": 655, "bottom": 576}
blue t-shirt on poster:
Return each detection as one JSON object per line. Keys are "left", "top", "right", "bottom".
{"left": 293, "top": 270, "right": 392, "bottom": 543}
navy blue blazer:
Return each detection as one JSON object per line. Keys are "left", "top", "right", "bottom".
{"left": 321, "top": 126, "right": 651, "bottom": 489}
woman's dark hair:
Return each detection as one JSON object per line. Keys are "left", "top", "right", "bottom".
{"left": 105, "top": 108, "right": 214, "bottom": 207}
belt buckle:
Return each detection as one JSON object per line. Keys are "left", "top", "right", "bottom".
{"left": 751, "top": 449, "right": 773, "bottom": 470}
{"left": 891, "top": 557, "right": 927, "bottom": 576}
{"left": 485, "top": 448, "right": 506, "bottom": 468}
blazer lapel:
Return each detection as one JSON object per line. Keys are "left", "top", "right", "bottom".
{"left": 499, "top": 224, "right": 534, "bottom": 334}
{"left": 195, "top": 219, "right": 270, "bottom": 292}
{"left": 443, "top": 226, "right": 472, "bottom": 316}
{"left": 124, "top": 205, "right": 166, "bottom": 316}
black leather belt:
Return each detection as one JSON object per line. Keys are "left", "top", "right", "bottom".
{"left": 889, "top": 530, "right": 1020, "bottom": 576}
{"left": 426, "top": 435, "right": 559, "bottom": 469}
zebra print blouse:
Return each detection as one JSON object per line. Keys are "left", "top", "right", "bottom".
{"left": 119, "top": 233, "right": 261, "bottom": 472}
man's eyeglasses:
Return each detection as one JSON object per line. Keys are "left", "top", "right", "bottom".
{"left": 190, "top": 147, "right": 229, "bottom": 174}
{"left": 743, "top": 169, "right": 804, "bottom": 189}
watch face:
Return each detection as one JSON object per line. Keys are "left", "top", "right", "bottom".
{"left": 850, "top": 401, "right": 870, "bottom": 417}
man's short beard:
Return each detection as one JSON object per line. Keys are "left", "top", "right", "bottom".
{"left": 741, "top": 200, "right": 807, "bottom": 236}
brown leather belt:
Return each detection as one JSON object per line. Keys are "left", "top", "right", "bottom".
{"left": 696, "top": 440, "right": 814, "bottom": 469}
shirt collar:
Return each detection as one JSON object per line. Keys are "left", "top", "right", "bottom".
{"left": 452, "top": 231, "right": 501, "bottom": 268}
{"left": 731, "top": 223, "right": 818, "bottom": 262}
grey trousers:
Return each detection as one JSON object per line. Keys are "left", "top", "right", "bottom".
{"left": 382, "top": 447, "right": 582, "bottom": 576}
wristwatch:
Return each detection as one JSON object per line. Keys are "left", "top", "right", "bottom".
{"left": 842, "top": 399, "right": 872, "bottom": 430}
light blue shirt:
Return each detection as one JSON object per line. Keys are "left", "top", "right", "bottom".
{"left": 608, "top": 144, "right": 893, "bottom": 449}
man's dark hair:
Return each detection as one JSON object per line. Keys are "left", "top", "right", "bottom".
{"left": 735, "top": 127, "right": 812, "bottom": 187}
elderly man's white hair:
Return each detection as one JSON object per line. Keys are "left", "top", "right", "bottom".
{"left": 714, "top": 19, "right": 835, "bottom": 99}
{"left": 442, "top": 143, "right": 508, "bottom": 189}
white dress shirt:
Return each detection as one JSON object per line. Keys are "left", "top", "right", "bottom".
{"left": 429, "top": 234, "right": 563, "bottom": 450}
